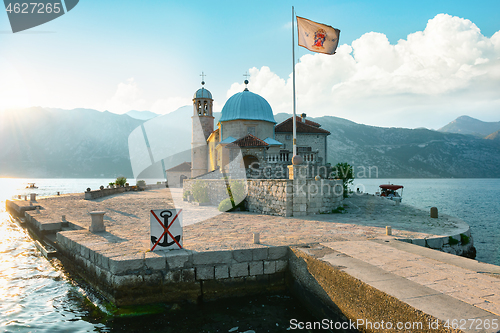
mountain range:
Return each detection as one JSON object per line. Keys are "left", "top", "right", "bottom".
{"left": 438, "top": 115, "right": 500, "bottom": 138}
{"left": 0, "top": 107, "right": 499, "bottom": 178}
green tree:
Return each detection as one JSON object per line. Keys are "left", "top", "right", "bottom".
{"left": 331, "top": 162, "right": 354, "bottom": 198}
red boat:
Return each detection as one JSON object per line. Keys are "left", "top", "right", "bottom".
{"left": 379, "top": 184, "right": 403, "bottom": 202}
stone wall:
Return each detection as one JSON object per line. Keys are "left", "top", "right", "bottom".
{"left": 292, "top": 179, "right": 343, "bottom": 217}
{"left": 183, "top": 179, "right": 232, "bottom": 206}
{"left": 56, "top": 231, "right": 288, "bottom": 306}
{"left": 183, "top": 177, "right": 344, "bottom": 217}
{"left": 246, "top": 180, "right": 293, "bottom": 216}
{"left": 84, "top": 183, "right": 167, "bottom": 200}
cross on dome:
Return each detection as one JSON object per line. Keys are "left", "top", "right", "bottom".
{"left": 200, "top": 71, "right": 206, "bottom": 85}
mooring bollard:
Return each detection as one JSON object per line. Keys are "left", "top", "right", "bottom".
{"left": 386, "top": 226, "right": 392, "bottom": 235}
{"left": 89, "top": 211, "right": 106, "bottom": 232}
{"left": 253, "top": 232, "right": 260, "bottom": 244}
{"left": 30, "top": 193, "right": 36, "bottom": 202}
{"left": 62, "top": 215, "right": 66, "bottom": 221}
{"left": 430, "top": 207, "right": 438, "bottom": 218}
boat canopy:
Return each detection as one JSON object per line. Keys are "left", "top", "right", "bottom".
{"left": 379, "top": 184, "right": 404, "bottom": 190}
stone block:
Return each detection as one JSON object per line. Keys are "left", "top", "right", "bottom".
{"left": 412, "top": 238, "right": 426, "bottom": 247}
{"left": 145, "top": 252, "right": 166, "bottom": 270}
{"left": 252, "top": 248, "right": 268, "bottom": 261}
{"left": 299, "top": 204, "right": 307, "bottom": 212}
{"left": 113, "top": 274, "right": 142, "bottom": 288}
{"left": 193, "top": 250, "right": 233, "bottom": 265}
{"left": 143, "top": 272, "right": 163, "bottom": 286}
{"left": 109, "top": 253, "right": 144, "bottom": 275}
{"left": 426, "top": 237, "right": 444, "bottom": 249}
{"left": 80, "top": 244, "right": 90, "bottom": 259}
{"left": 230, "top": 263, "right": 249, "bottom": 278}
{"left": 232, "top": 249, "right": 252, "bottom": 262}
{"left": 268, "top": 246, "right": 288, "bottom": 260}
{"left": 165, "top": 250, "right": 191, "bottom": 269}
{"left": 215, "top": 265, "right": 229, "bottom": 279}
{"left": 182, "top": 268, "right": 196, "bottom": 282}
{"left": 276, "top": 260, "right": 287, "bottom": 273}
{"left": 196, "top": 266, "right": 215, "bottom": 280}
{"left": 249, "top": 261, "right": 264, "bottom": 275}
{"left": 164, "top": 270, "right": 182, "bottom": 283}
{"left": 264, "top": 261, "right": 276, "bottom": 274}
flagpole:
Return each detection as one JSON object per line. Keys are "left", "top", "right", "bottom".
{"left": 292, "top": 6, "right": 297, "bottom": 158}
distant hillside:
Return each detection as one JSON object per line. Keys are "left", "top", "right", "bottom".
{"left": 485, "top": 130, "right": 500, "bottom": 141}
{"left": 1, "top": 107, "right": 499, "bottom": 178}
{"left": 125, "top": 110, "right": 159, "bottom": 120}
{"left": 316, "top": 116, "right": 500, "bottom": 178}
{"left": 438, "top": 116, "right": 500, "bottom": 137}
{"left": 0, "top": 107, "right": 144, "bottom": 178}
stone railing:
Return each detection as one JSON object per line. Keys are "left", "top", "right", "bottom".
{"left": 266, "top": 152, "right": 318, "bottom": 164}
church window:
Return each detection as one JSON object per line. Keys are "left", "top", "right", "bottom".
{"left": 286, "top": 135, "right": 291, "bottom": 140}
{"left": 197, "top": 101, "right": 202, "bottom": 115}
{"left": 247, "top": 126, "right": 255, "bottom": 135}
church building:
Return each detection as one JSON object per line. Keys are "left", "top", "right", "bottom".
{"left": 183, "top": 79, "right": 330, "bottom": 182}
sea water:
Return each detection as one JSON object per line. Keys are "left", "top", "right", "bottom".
{"left": 0, "top": 177, "right": 499, "bottom": 332}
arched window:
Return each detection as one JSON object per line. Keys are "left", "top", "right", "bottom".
{"left": 203, "top": 101, "right": 209, "bottom": 115}
{"left": 197, "top": 101, "right": 202, "bottom": 115}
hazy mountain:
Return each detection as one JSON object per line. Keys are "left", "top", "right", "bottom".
{"left": 485, "top": 130, "right": 500, "bottom": 141}
{"left": 0, "top": 107, "right": 144, "bottom": 178}
{"left": 317, "top": 116, "right": 500, "bottom": 178}
{"left": 438, "top": 115, "right": 500, "bottom": 137}
{"left": 125, "top": 110, "right": 159, "bottom": 120}
{"left": 0, "top": 107, "right": 499, "bottom": 178}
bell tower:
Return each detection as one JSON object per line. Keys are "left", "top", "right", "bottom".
{"left": 191, "top": 75, "right": 214, "bottom": 178}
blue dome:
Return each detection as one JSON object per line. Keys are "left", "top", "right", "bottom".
{"left": 219, "top": 90, "right": 276, "bottom": 124}
{"left": 194, "top": 88, "right": 212, "bottom": 99}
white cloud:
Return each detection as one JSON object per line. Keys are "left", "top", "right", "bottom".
{"left": 229, "top": 14, "right": 500, "bottom": 128}
{"left": 105, "top": 78, "right": 148, "bottom": 114}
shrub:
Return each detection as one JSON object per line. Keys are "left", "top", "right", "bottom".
{"left": 192, "top": 181, "right": 209, "bottom": 203}
{"left": 449, "top": 236, "right": 459, "bottom": 245}
{"left": 183, "top": 190, "right": 191, "bottom": 200}
{"left": 115, "top": 176, "right": 127, "bottom": 187}
{"left": 218, "top": 198, "right": 233, "bottom": 212}
{"left": 460, "top": 234, "right": 470, "bottom": 245}
{"left": 228, "top": 180, "right": 246, "bottom": 205}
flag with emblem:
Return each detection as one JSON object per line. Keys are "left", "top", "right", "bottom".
{"left": 296, "top": 16, "right": 340, "bottom": 55}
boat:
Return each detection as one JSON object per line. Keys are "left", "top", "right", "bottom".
{"left": 379, "top": 184, "right": 403, "bottom": 202}
{"left": 26, "top": 183, "right": 38, "bottom": 189}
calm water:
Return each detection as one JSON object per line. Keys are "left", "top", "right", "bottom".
{"left": 1, "top": 178, "right": 499, "bottom": 332}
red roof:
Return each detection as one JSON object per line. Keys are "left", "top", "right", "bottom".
{"left": 379, "top": 184, "right": 404, "bottom": 190}
{"left": 166, "top": 162, "right": 191, "bottom": 172}
{"left": 294, "top": 116, "right": 321, "bottom": 127}
{"left": 227, "top": 134, "right": 269, "bottom": 148}
{"left": 275, "top": 117, "right": 330, "bottom": 134}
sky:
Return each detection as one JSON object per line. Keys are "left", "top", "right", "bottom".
{"left": 1, "top": 0, "right": 499, "bottom": 129}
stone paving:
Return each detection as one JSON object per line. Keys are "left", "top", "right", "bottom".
{"left": 17, "top": 188, "right": 449, "bottom": 253}
{"left": 322, "top": 240, "right": 500, "bottom": 320}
